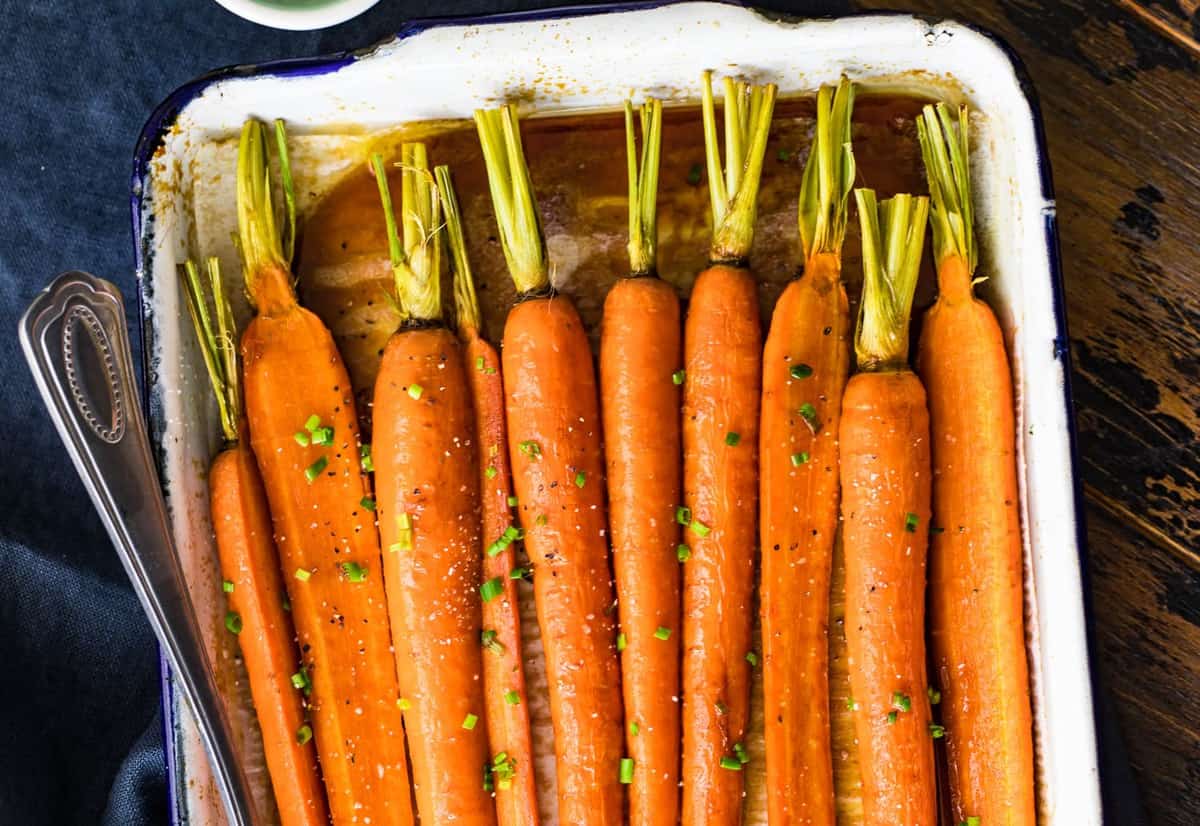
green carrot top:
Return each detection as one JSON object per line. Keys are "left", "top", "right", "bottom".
{"left": 434, "top": 164, "right": 482, "bottom": 334}
{"left": 701, "top": 70, "right": 778, "bottom": 265}
{"left": 916, "top": 102, "right": 977, "bottom": 275}
{"left": 853, "top": 189, "right": 929, "bottom": 370}
{"left": 625, "top": 98, "right": 663, "bottom": 276}
{"left": 370, "top": 143, "right": 443, "bottom": 323}
{"left": 181, "top": 257, "right": 240, "bottom": 445}
{"left": 235, "top": 119, "right": 297, "bottom": 305}
{"left": 798, "top": 76, "right": 856, "bottom": 261}
{"left": 474, "top": 104, "right": 548, "bottom": 295}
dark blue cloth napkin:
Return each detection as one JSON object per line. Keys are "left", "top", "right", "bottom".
{"left": 0, "top": 1, "right": 1142, "bottom": 824}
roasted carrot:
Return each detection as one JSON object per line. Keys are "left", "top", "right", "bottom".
{"left": 182, "top": 258, "right": 329, "bottom": 826}
{"left": 368, "top": 148, "right": 496, "bottom": 825}
{"left": 840, "top": 189, "right": 936, "bottom": 826}
{"left": 681, "top": 71, "right": 776, "bottom": 826}
{"left": 916, "top": 103, "right": 1036, "bottom": 826}
{"left": 475, "top": 103, "right": 624, "bottom": 826}
{"left": 236, "top": 120, "right": 414, "bottom": 826}
{"left": 759, "top": 77, "right": 854, "bottom": 826}
{"left": 437, "top": 164, "right": 541, "bottom": 826}
{"left": 599, "top": 98, "right": 682, "bottom": 826}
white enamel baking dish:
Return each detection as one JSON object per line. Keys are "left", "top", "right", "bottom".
{"left": 131, "top": 2, "right": 1101, "bottom": 823}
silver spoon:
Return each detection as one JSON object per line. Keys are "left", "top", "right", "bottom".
{"left": 20, "top": 271, "right": 260, "bottom": 826}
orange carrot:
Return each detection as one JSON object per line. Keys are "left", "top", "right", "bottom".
{"left": 916, "top": 103, "right": 1036, "bottom": 826}
{"left": 438, "top": 163, "right": 541, "bottom": 826}
{"left": 475, "top": 103, "right": 624, "bottom": 826}
{"left": 759, "top": 77, "right": 854, "bottom": 826}
{"left": 840, "top": 189, "right": 936, "bottom": 826}
{"left": 182, "top": 258, "right": 329, "bottom": 826}
{"left": 236, "top": 120, "right": 414, "bottom": 826}
{"left": 681, "top": 72, "right": 775, "bottom": 826}
{"left": 600, "top": 98, "right": 682, "bottom": 826}
{"left": 368, "top": 148, "right": 496, "bottom": 825}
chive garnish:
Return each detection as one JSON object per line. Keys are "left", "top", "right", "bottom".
{"left": 507, "top": 495, "right": 519, "bottom": 507}
{"left": 672, "top": 369, "right": 686, "bottom": 385}
{"left": 304, "top": 456, "right": 328, "bottom": 484}
{"left": 654, "top": 626, "right": 671, "bottom": 641}
{"left": 887, "top": 711, "right": 898, "bottom": 724}
{"left": 294, "top": 568, "right": 311, "bottom": 582}
{"left": 222, "top": 579, "right": 234, "bottom": 593}
{"left": 574, "top": 471, "right": 587, "bottom": 488}
{"left": 616, "top": 632, "right": 627, "bottom": 652}
{"left": 798, "top": 403, "right": 820, "bottom": 432}
{"left": 905, "top": 512, "right": 920, "bottom": 532}
{"left": 929, "top": 723, "right": 946, "bottom": 739}
{"left": 518, "top": 440, "right": 541, "bottom": 457}
{"left": 408, "top": 384, "right": 424, "bottom": 400}
{"left": 294, "top": 431, "right": 310, "bottom": 447}
{"left": 677, "top": 543, "right": 691, "bottom": 562}
{"left": 892, "top": 691, "right": 912, "bottom": 712}
{"left": 480, "top": 577, "right": 504, "bottom": 602}
{"left": 504, "top": 690, "right": 521, "bottom": 705}
{"left": 485, "top": 465, "right": 498, "bottom": 480}
{"left": 789, "top": 363, "right": 813, "bottom": 379}
{"left": 675, "top": 506, "right": 691, "bottom": 525}
{"left": 462, "top": 713, "right": 479, "bottom": 730}
{"left": 296, "top": 724, "right": 313, "bottom": 745}
{"left": 359, "top": 444, "right": 374, "bottom": 473}
{"left": 689, "top": 519, "right": 711, "bottom": 538}
{"left": 224, "top": 612, "right": 242, "bottom": 634}
{"left": 725, "top": 431, "right": 741, "bottom": 446}
{"left": 311, "top": 425, "right": 334, "bottom": 446}
{"left": 620, "top": 757, "right": 635, "bottom": 784}
{"left": 745, "top": 651, "right": 759, "bottom": 667}
{"left": 476, "top": 356, "right": 485, "bottom": 371}
{"left": 341, "top": 562, "right": 367, "bottom": 582}
{"left": 397, "top": 697, "right": 412, "bottom": 710}
{"left": 360, "top": 496, "right": 376, "bottom": 512}
{"left": 719, "top": 756, "right": 742, "bottom": 771}
{"left": 928, "top": 687, "right": 942, "bottom": 705}
{"left": 630, "top": 721, "right": 640, "bottom": 736}
{"left": 790, "top": 451, "right": 809, "bottom": 467}
{"left": 481, "top": 629, "right": 505, "bottom": 655}
{"left": 509, "top": 566, "right": 529, "bottom": 580}
{"left": 304, "top": 414, "right": 320, "bottom": 432}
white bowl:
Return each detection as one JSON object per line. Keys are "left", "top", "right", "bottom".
{"left": 210, "top": 0, "right": 379, "bottom": 31}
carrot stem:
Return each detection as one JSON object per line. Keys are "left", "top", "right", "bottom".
{"left": 916, "top": 103, "right": 976, "bottom": 274}
{"left": 473, "top": 105, "right": 548, "bottom": 293}
{"left": 436, "top": 165, "right": 482, "bottom": 334}
{"left": 853, "top": 189, "right": 929, "bottom": 370}
{"left": 237, "top": 120, "right": 293, "bottom": 301}
{"left": 180, "top": 257, "right": 239, "bottom": 444}
{"left": 626, "top": 98, "right": 663, "bottom": 275}
{"left": 798, "top": 77, "right": 856, "bottom": 260}
{"left": 700, "top": 71, "right": 778, "bottom": 263}
{"left": 370, "top": 146, "right": 442, "bottom": 322}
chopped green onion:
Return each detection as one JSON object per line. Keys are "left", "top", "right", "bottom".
{"left": 719, "top": 756, "right": 742, "bottom": 771}
{"left": 620, "top": 757, "right": 635, "bottom": 784}
{"left": 360, "top": 444, "right": 374, "bottom": 473}
{"left": 304, "top": 456, "right": 328, "bottom": 484}
{"left": 574, "top": 471, "right": 587, "bottom": 488}
{"left": 360, "top": 496, "right": 376, "bottom": 512}
{"left": 677, "top": 543, "right": 691, "bottom": 562}
{"left": 507, "top": 495, "right": 519, "bottom": 507}
{"left": 290, "top": 668, "right": 311, "bottom": 694}
{"left": 341, "top": 562, "right": 367, "bottom": 582}
{"left": 689, "top": 519, "right": 711, "bottom": 538}
{"left": 296, "top": 724, "right": 313, "bottom": 745}
{"left": 483, "top": 763, "right": 494, "bottom": 793}
{"left": 715, "top": 701, "right": 728, "bottom": 716}
{"left": 790, "top": 451, "right": 810, "bottom": 467}
{"left": 397, "top": 697, "right": 412, "bottom": 710}
{"left": 629, "top": 721, "right": 640, "bottom": 736}
{"left": 928, "top": 687, "right": 942, "bottom": 705}
{"left": 408, "top": 384, "right": 424, "bottom": 400}
{"left": 485, "top": 465, "right": 498, "bottom": 480}
{"left": 311, "top": 425, "right": 334, "bottom": 446}
{"left": 798, "top": 402, "right": 820, "bottom": 431}
{"left": 675, "top": 505, "right": 691, "bottom": 525}
{"left": 294, "top": 568, "right": 311, "bottom": 582}
{"left": 462, "top": 713, "right": 479, "bottom": 730}
{"left": 481, "top": 629, "right": 505, "bottom": 655}
{"left": 504, "top": 690, "right": 521, "bottom": 706}
{"left": 517, "top": 440, "right": 541, "bottom": 457}
{"left": 672, "top": 369, "right": 686, "bottom": 385}
{"left": 224, "top": 612, "right": 242, "bottom": 634}
{"left": 725, "top": 431, "right": 741, "bottom": 446}
{"left": 929, "top": 723, "right": 946, "bottom": 739}
{"left": 734, "top": 742, "right": 749, "bottom": 764}
{"left": 892, "top": 691, "right": 912, "bottom": 712}
{"left": 509, "top": 567, "right": 529, "bottom": 580}
{"left": 616, "top": 632, "right": 627, "bottom": 652}
{"left": 392, "top": 512, "right": 413, "bottom": 552}
{"left": 222, "top": 579, "right": 234, "bottom": 593}
{"left": 304, "top": 414, "right": 321, "bottom": 432}
{"left": 789, "top": 363, "right": 814, "bottom": 379}
{"left": 964, "top": 817, "right": 981, "bottom": 826}
{"left": 294, "top": 431, "right": 310, "bottom": 447}
{"left": 745, "top": 651, "right": 759, "bottom": 667}
{"left": 476, "top": 356, "right": 485, "bottom": 371}
{"left": 480, "top": 577, "right": 504, "bottom": 602}
{"left": 654, "top": 626, "right": 671, "bottom": 641}
{"left": 846, "top": 696, "right": 858, "bottom": 711}
{"left": 887, "top": 711, "right": 898, "bottom": 725}
{"left": 905, "top": 512, "right": 920, "bottom": 532}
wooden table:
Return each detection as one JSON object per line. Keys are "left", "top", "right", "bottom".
{"left": 799, "top": 0, "right": 1197, "bottom": 822}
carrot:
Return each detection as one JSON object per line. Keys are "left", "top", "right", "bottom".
{"left": 474, "top": 103, "right": 624, "bottom": 826}
{"left": 916, "top": 103, "right": 1036, "bottom": 826}
{"left": 236, "top": 120, "right": 414, "bottom": 826}
{"left": 681, "top": 71, "right": 776, "bottom": 826}
{"left": 437, "top": 163, "right": 542, "bottom": 826}
{"left": 599, "top": 98, "right": 682, "bottom": 826}
{"left": 759, "top": 77, "right": 854, "bottom": 826}
{"left": 367, "top": 147, "right": 496, "bottom": 825}
{"left": 840, "top": 189, "right": 936, "bottom": 826}
{"left": 181, "top": 258, "right": 329, "bottom": 826}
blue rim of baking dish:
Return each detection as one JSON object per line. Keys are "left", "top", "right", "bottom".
{"left": 129, "top": 2, "right": 1104, "bottom": 822}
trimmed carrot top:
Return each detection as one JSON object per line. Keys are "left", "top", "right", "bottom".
{"left": 798, "top": 76, "right": 856, "bottom": 261}
{"left": 435, "top": 165, "right": 481, "bottom": 334}
{"left": 625, "top": 98, "right": 663, "bottom": 276}
{"left": 371, "top": 144, "right": 443, "bottom": 322}
{"left": 853, "top": 189, "right": 929, "bottom": 370}
{"left": 180, "top": 257, "right": 240, "bottom": 445}
{"left": 236, "top": 119, "right": 297, "bottom": 301}
{"left": 700, "top": 70, "right": 778, "bottom": 264}
{"left": 474, "top": 104, "right": 548, "bottom": 294}
{"left": 916, "top": 102, "right": 977, "bottom": 275}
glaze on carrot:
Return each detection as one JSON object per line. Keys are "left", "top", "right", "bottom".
{"left": 681, "top": 71, "right": 776, "bottom": 826}
{"left": 475, "top": 104, "right": 624, "bottom": 826}
{"left": 437, "top": 163, "right": 541, "bottom": 826}
{"left": 840, "top": 189, "right": 936, "bottom": 826}
{"left": 600, "top": 98, "right": 682, "bottom": 826}
{"left": 236, "top": 120, "right": 414, "bottom": 826}
{"left": 369, "top": 148, "right": 496, "bottom": 825}
{"left": 182, "top": 258, "right": 329, "bottom": 826}
{"left": 916, "top": 103, "right": 1036, "bottom": 826}
{"left": 759, "top": 77, "right": 854, "bottom": 826}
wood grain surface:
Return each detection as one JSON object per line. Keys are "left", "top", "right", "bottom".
{"left": 806, "top": 1, "right": 1198, "bottom": 823}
